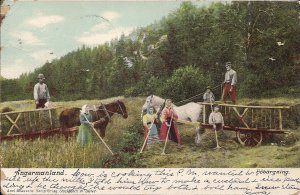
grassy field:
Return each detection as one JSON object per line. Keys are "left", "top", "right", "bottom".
{"left": 0, "top": 97, "right": 299, "bottom": 168}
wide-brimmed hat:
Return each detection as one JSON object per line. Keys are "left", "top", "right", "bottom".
{"left": 225, "top": 62, "right": 232, "bottom": 67}
{"left": 37, "top": 73, "right": 45, "bottom": 79}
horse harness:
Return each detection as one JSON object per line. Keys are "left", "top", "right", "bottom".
{"left": 92, "top": 101, "right": 125, "bottom": 123}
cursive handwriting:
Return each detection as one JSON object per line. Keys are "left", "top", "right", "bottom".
{"left": 1, "top": 168, "right": 299, "bottom": 194}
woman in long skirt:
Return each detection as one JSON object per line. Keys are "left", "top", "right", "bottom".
{"left": 159, "top": 99, "right": 182, "bottom": 148}
{"left": 143, "top": 106, "right": 159, "bottom": 147}
{"left": 77, "top": 105, "right": 93, "bottom": 145}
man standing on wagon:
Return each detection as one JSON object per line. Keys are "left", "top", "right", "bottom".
{"left": 222, "top": 62, "right": 237, "bottom": 104}
{"left": 33, "top": 73, "right": 50, "bottom": 109}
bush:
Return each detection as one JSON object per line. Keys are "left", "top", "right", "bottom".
{"left": 160, "top": 66, "right": 212, "bottom": 102}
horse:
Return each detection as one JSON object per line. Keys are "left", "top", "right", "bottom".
{"left": 59, "top": 100, "right": 128, "bottom": 138}
{"left": 142, "top": 95, "right": 203, "bottom": 144}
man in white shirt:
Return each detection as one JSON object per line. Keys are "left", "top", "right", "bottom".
{"left": 222, "top": 62, "right": 237, "bottom": 104}
{"left": 33, "top": 74, "right": 50, "bottom": 109}
{"left": 209, "top": 106, "right": 224, "bottom": 131}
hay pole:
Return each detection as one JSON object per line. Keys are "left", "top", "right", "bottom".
{"left": 140, "top": 122, "right": 154, "bottom": 154}
{"left": 161, "top": 113, "right": 173, "bottom": 155}
{"left": 140, "top": 110, "right": 159, "bottom": 154}
{"left": 209, "top": 97, "right": 221, "bottom": 150}
{"left": 82, "top": 114, "right": 114, "bottom": 155}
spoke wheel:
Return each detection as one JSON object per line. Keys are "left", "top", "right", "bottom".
{"left": 237, "top": 130, "right": 263, "bottom": 147}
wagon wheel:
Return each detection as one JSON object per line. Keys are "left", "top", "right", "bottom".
{"left": 237, "top": 130, "right": 263, "bottom": 147}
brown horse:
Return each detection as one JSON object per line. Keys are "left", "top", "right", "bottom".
{"left": 59, "top": 100, "right": 128, "bottom": 138}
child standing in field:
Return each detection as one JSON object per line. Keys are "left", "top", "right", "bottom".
{"left": 77, "top": 105, "right": 93, "bottom": 145}
{"left": 209, "top": 106, "right": 224, "bottom": 131}
{"left": 142, "top": 106, "right": 159, "bottom": 147}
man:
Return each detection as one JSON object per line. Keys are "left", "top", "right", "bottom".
{"left": 33, "top": 73, "right": 50, "bottom": 109}
{"left": 203, "top": 86, "right": 215, "bottom": 103}
{"left": 222, "top": 62, "right": 237, "bottom": 104}
{"left": 209, "top": 106, "right": 224, "bottom": 131}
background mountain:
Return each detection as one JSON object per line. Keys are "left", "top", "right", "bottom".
{"left": 1, "top": 1, "right": 299, "bottom": 102}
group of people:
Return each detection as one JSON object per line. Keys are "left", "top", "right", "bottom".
{"left": 142, "top": 62, "right": 237, "bottom": 148}
{"left": 34, "top": 61, "right": 237, "bottom": 147}
{"left": 142, "top": 99, "right": 182, "bottom": 149}
{"left": 203, "top": 62, "right": 238, "bottom": 104}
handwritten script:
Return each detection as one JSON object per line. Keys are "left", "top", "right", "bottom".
{"left": 1, "top": 168, "right": 299, "bottom": 194}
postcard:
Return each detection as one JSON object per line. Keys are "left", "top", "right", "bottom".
{"left": 1, "top": 0, "right": 299, "bottom": 194}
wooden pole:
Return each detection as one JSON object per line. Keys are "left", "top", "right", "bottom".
{"left": 273, "top": 109, "right": 276, "bottom": 129}
{"left": 161, "top": 115, "right": 173, "bottom": 155}
{"left": 255, "top": 109, "right": 258, "bottom": 129}
{"left": 23, "top": 113, "right": 27, "bottom": 132}
{"left": 260, "top": 109, "right": 263, "bottom": 127}
{"left": 48, "top": 110, "right": 53, "bottom": 130}
{"left": 0, "top": 108, "right": 57, "bottom": 115}
{"left": 200, "top": 102, "right": 290, "bottom": 109}
{"left": 264, "top": 110, "right": 267, "bottom": 128}
{"left": 34, "top": 112, "right": 37, "bottom": 131}
{"left": 202, "top": 105, "right": 206, "bottom": 124}
{"left": 224, "top": 106, "right": 227, "bottom": 122}
{"left": 6, "top": 113, "right": 21, "bottom": 135}
{"left": 269, "top": 109, "right": 272, "bottom": 129}
{"left": 28, "top": 112, "right": 32, "bottom": 131}
{"left": 82, "top": 114, "right": 114, "bottom": 155}
{"left": 140, "top": 110, "right": 160, "bottom": 153}
{"left": 278, "top": 109, "right": 282, "bottom": 130}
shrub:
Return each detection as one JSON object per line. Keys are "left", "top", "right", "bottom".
{"left": 160, "top": 65, "right": 212, "bottom": 102}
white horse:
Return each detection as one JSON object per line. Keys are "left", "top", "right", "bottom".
{"left": 142, "top": 95, "right": 203, "bottom": 144}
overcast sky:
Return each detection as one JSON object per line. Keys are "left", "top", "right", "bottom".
{"left": 1, "top": 0, "right": 212, "bottom": 79}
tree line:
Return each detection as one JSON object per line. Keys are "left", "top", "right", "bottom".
{"left": 1, "top": 1, "right": 299, "bottom": 102}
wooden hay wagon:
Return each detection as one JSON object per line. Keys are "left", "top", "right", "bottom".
{"left": 0, "top": 108, "right": 76, "bottom": 141}
{"left": 178, "top": 102, "right": 292, "bottom": 147}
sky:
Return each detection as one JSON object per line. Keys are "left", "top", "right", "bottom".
{"left": 1, "top": 0, "right": 212, "bottom": 79}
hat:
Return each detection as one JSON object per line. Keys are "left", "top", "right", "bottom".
{"left": 225, "top": 62, "right": 232, "bottom": 67}
{"left": 37, "top": 74, "right": 45, "bottom": 79}
{"left": 206, "top": 86, "right": 211, "bottom": 89}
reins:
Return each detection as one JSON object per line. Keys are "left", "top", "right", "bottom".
{"left": 89, "top": 101, "right": 126, "bottom": 122}
{"left": 174, "top": 84, "right": 221, "bottom": 105}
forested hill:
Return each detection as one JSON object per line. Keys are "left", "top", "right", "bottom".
{"left": 1, "top": 1, "right": 299, "bottom": 102}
